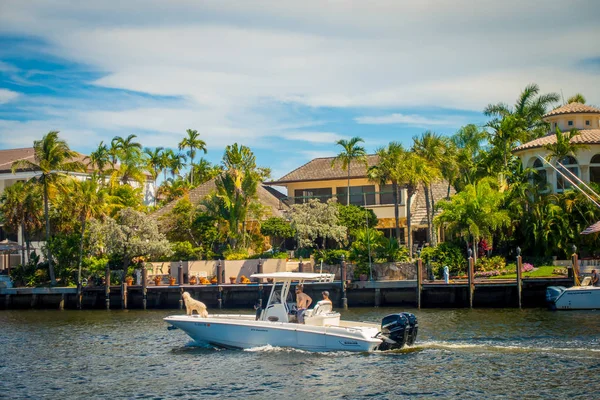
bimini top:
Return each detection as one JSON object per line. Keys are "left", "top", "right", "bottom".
{"left": 251, "top": 272, "right": 334, "bottom": 281}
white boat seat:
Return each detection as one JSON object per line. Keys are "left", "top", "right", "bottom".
{"left": 304, "top": 300, "right": 333, "bottom": 318}
{"left": 581, "top": 276, "right": 592, "bottom": 286}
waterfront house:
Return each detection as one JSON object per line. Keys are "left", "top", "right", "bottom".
{"left": 265, "top": 155, "right": 454, "bottom": 248}
{"left": 0, "top": 147, "right": 156, "bottom": 270}
{"left": 513, "top": 102, "right": 600, "bottom": 191}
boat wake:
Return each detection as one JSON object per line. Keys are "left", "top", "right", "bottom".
{"left": 412, "top": 340, "right": 600, "bottom": 355}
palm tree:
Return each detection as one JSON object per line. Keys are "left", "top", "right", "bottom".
{"left": 64, "top": 176, "right": 107, "bottom": 304}
{"left": 451, "top": 124, "right": 488, "bottom": 191}
{"left": 167, "top": 150, "right": 187, "bottom": 179}
{"left": 543, "top": 127, "right": 589, "bottom": 191}
{"left": 567, "top": 93, "right": 586, "bottom": 104}
{"left": 178, "top": 129, "right": 207, "bottom": 186}
{"left": 86, "top": 141, "right": 110, "bottom": 172}
{"left": 367, "top": 142, "right": 404, "bottom": 243}
{"left": 412, "top": 131, "right": 445, "bottom": 246}
{"left": 143, "top": 147, "right": 164, "bottom": 206}
{"left": 11, "top": 131, "right": 84, "bottom": 285}
{"left": 111, "top": 134, "right": 145, "bottom": 185}
{"left": 331, "top": 137, "right": 367, "bottom": 206}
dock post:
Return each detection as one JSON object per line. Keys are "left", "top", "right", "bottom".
{"left": 77, "top": 282, "right": 82, "bottom": 310}
{"left": 298, "top": 257, "right": 304, "bottom": 273}
{"left": 59, "top": 293, "right": 65, "bottom": 310}
{"left": 516, "top": 247, "right": 522, "bottom": 309}
{"left": 178, "top": 261, "right": 184, "bottom": 285}
{"left": 31, "top": 294, "right": 37, "bottom": 308}
{"left": 258, "top": 284, "right": 263, "bottom": 308}
{"left": 179, "top": 287, "right": 184, "bottom": 310}
{"left": 467, "top": 249, "right": 474, "bottom": 308}
{"left": 571, "top": 245, "right": 579, "bottom": 286}
{"left": 340, "top": 255, "right": 348, "bottom": 310}
{"left": 217, "top": 260, "right": 224, "bottom": 284}
{"left": 374, "top": 288, "right": 381, "bottom": 307}
{"left": 416, "top": 255, "right": 422, "bottom": 309}
{"left": 256, "top": 258, "right": 263, "bottom": 283}
{"left": 105, "top": 266, "right": 111, "bottom": 310}
{"left": 5, "top": 294, "right": 10, "bottom": 309}
{"left": 122, "top": 281, "right": 128, "bottom": 309}
{"left": 218, "top": 285, "right": 223, "bottom": 309}
{"left": 142, "top": 264, "right": 148, "bottom": 310}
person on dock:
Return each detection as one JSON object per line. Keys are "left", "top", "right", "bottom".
{"left": 295, "top": 285, "right": 312, "bottom": 324}
{"left": 591, "top": 269, "right": 600, "bottom": 287}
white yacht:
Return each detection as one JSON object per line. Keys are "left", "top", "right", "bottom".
{"left": 547, "top": 278, "right": 600, "bottom": 310}
{"left": 165, "top": 272, "right": 418, "bottom": 352}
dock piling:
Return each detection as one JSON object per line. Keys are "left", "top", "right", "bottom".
{"left": 105, "top": 266, "right": 111, "bottom": 310}
{"left": 374, "top": 288, "right": 381, "bottom": 307}
{"left": 178, "top": 261, "right": 184, "bottom": 285}
{"left": 217, "top": 260, "right": 224, "bottom": 285}
{"left": 516, "top": 247, "right": 522, "bottom": 308}
{"left": 572, "top": 245, "right": 579, "bottom": 286}
{"left": 467, "top": 249, "right": 474, "bottom": 308}
{"left": 59, "top": 293, "right": 65, "bottom": 310}
{"left": 218, "top": 285, "right": 223, "bottom": 309}
{"left": 179, "top": 287, "right": 184, "bottom": 310}
{"left": 341, "top": 255, "right": 348, "bottom": 310}
{"left": 142, "top": 264, "right": 148, "bottom": 310}
{"left": 416, "top": 256, "right": 422, "bottom": 309}
{"left": 122, "top": 282, "right": 128, "bottom": 309}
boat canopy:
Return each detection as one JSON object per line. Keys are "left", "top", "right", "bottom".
{"left": 251, "top": 272, "right": 334, "bottom": 282}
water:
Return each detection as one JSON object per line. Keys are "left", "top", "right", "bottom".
{"left": 1, "top": 308, "right": 599, "bottom": 399}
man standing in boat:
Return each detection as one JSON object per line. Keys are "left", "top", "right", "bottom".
{"left": 591, "top": 269, "right": 600, "bottom": 287}
{"left": 295, "top": 285, "right": 312, "bottom": 323}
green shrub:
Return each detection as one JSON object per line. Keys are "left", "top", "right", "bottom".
{"left": 421, "top": 242, "right": 466, "bottom": 278}
{"left": 315, "top": 249, "right": 350, "bottom": 265}
{"left": 9, "top": 252, "right": 45, "bottom": 287}
{"left": 170, "top": 241, "right": 201, "bottom": 261}
{"left": 476, "top": 256, "right": 506, "bottom": 272}
{"left": 223, "top": 248, "right": 250, "bottom": 260}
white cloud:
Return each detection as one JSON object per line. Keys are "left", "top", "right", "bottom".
{"left": 0, "top": 89, "right": 19, "bottom": 104}
{"left": 355, "top": 113, "right": 466, "bottom": 127}
{"left": 281, "top": 131, "right": 346, "bottom": 144}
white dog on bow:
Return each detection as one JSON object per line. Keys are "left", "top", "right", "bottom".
{"left": 182, "top": 292, "right": 208, "bottom": 317}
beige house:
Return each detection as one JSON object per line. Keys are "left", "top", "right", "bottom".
{"left": 266, "top": 155, "right": 453, "bottom": 247}
{"left": 513, "top": 102, "right": 600, "bottom": 191}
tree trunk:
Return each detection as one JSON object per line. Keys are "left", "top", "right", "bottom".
{"left": 392, "top": 182, "right": 401, "bottom": 245}
{"left": 347, "top": 165, "right": 351, "bottom": 206}
{"left": 429, "top": 185, "right": 438, "bottom": 246}
{"left": 44, "top": 180, "right": 56, "bottom": 286}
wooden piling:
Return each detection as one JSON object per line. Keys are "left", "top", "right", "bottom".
{"left": 5, "top": 294, "right": 10, "bottom": 309}
{"left": 217, "top": 260, "right": 224, "bottom": 285}
{"left": 516, "top": 254, "right": 523, "bottom": 308}
{"left": 467, "top": 256, "right": 474, "bottom": 308}
{"left": 258, "top": 284, "right": 263, "bottom": 308}
{"left": 341, "top": 256, "right": 348, "bottom": 310}
{"left": 298, "top": 258, "right": 304, "bottom": 273}
{"left": 121, "top": 282, "right": 128, "bottom": 309}
{"left": 218, "top": 285, "right": 223, "bottom": 309}
{"left": 178, "top": 263, "right": 184, "bottom": 285}
{"left": 105, "top": 266, "right": 111, "bottom": 311}
{"left": 374, "top": 288, "right": 381, "bottom": 307}
{"left": 142, "top": 265, "right": 148, "bottom": 310}
{"left": 572, "top": 252, "right": 579, "bottom": 286}
{"left": 77, "top": 282, "right": 82, "bottom": 310}
{"left": 416, "top": 258, "right": 423, "bottom": 309}
{"left": 59, "top": 293, "right": 65, "bottom": 310}
{"left": 31, "top": 294, "right": 37, "bottom": 308}
{"left": 179, "top": 287, "right": 184, "bottom": 310}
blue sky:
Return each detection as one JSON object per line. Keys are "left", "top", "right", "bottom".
{"left": 0, "top": 1, "right": 599, "bottom": 181}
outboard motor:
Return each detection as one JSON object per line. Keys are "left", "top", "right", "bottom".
{"left": 546, "top": 286, "right": 566, "bottom": 310}
{"left": 377, "top": 313, "right": 409, "bottom": 351}
{"left": 401, "top": 312, "right": 418, "bottom": 346}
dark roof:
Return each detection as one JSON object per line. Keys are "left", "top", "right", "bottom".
{"left": 151, "top": 178, "right": 288, "bottom": 219}
{"left": 410, "top": 182, "right": 456, "bottom": 226}
{"left": 266, "top": 154, "right": 379, "bottom": 185}
{"left": 513, "top": 129, "right": 600, "bottom": 152}
{"left": 544, "top": 102, "right": 600, "bottom": 118}
{"left": 0, "top": 147, "right": 91, "bottom": 174}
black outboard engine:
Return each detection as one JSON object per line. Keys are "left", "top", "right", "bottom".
{"left": 377, "top": 313, "right": 409, "bottom": 351}
{"left": 401, "top": 312, "right": 418, "bottom": 346}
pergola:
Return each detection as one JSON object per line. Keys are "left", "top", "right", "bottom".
{"left": 0, "top": 239, "right": 24, "bottom": 274}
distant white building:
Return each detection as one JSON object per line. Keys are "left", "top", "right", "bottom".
{"left": 0, "top": 147, "right": 155, "bottom": 270}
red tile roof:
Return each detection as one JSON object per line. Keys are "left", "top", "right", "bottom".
{"left": 544, "top": 102, "right": 600, "bottom": 118}
{"left": 513, "top": 129, "right": 600, "bottom": 152}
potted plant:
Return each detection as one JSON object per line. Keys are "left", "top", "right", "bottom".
{"left": 200, "top": 277, "right": 210, "bottom": 285}
{"left": 189, "top": 276, "right": 197, "bottom": 285}
{"left": 229, "top": 276, "right": 237, "bottom": 284}
{"left": 169, "top": 276, "right": 177, "bottom": 286}
{"left": 240, "top": 275, "right": 251, "bottom": 284}
{"left": 153, "top": 275, "right": 162, "bottom": 286}
{"left": 125, "top": 276, "right": 134, "bottom": 286}
{"left": 210, "top": 276, "right": 218, "bottom": 285}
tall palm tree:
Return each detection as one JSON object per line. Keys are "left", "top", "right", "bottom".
{"left": 86, "top": 141, "right": 110, "bottom": 172}
{"left": 167, "top": 150, "right": 187, "bottom": 179}
{"left": 12, "top": 131, "right": 84, "bottom": 285}
{"left": 143, "top": 147, "right": 164, "bottom": 206}
{"left": 331, "top": 137, "right": 368, "bottom": 206}
{"left": 178, "top": 129, "right": 207, "bottom": 186}
{"left": 111, "top": 134, "right": 144, "bottom": 185}
{"left": 451, "top": 124, "right": 488, "bottom": 191}
{"left": 412, "top": 131, "right": 445, "bottom": 246}
{"left": 367, "top": 142, "right": 404, "bottom": 243}
{"left": 64, "top": 176, "right": 107, "bottom": 304}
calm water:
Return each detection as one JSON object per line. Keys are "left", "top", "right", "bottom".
{"left": 1, "top": 307, "right": 599, "bottom": 399}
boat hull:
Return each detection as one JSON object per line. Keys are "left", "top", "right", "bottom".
{"left": 551, "top": 286, "right": 600, "bottom": 310}
{"left": 164, "top": 315, "right": 382, "bottom": 352}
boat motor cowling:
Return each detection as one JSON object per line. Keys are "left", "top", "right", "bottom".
{"left": 377, "top": 313, "right": 410, "bottom": 351}
{"left": 401, "top": 312, "right": 418, "bottom": 346}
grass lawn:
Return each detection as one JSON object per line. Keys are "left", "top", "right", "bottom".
{"left": 490, "top": 266, "right": 565, "bottom": 279}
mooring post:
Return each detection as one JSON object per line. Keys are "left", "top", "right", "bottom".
{"left": 218, "top": 285, "right": 223, "bottom": 309}
{"left": 142, "top": 264, "right": 148, "bottom": 310}
{"left": 298, "top": 257, "right": 304, "bottom": 273}
{"left": 5, "top": 294, "right": 10, "bottom": 309}
{"left": 374, "top": 288, "right": 381, "bottom": 307}
{"left": 77, "top": 282, "right": 82, "bottom": 310}
{"left": 256, "top": 258, "right": 263, "bottom": 283}
{"left": 340, "top": 255, "right": 348, "bottom": 310}
{"left": 217, "top": 260, "right": 224, "bottom": 285}
{"left": 572, "top": 245, "right": 579, "bottom": 286}
{"left": 467, "top": 248, "right": 474, "bottom": 308}
{"left": 258, "top": 283, "right": 263, "bottom": 308}
{"left": 105, "top": 266, "right": 111, "bottom": 311}
{"left": 179, "top": 287, "right": 184, "bottom": 310}
{"left": 516, "top": 247, "right": 522, "bottom": 309}
{"left": 416, "top": 255, "right": 422, "bottom": 309}
{"left": 178, "top": 260, "right": 184, "bottom": 285}
{"left": 59, "top": 293, "right": 65, "bottom": 310}
{"left": 31, "top": 294, "right": 37, "bottom": 308}
{"left": 122, "top": 281, "right": 128, "bottom": 309}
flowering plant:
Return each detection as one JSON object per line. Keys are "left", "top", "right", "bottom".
{"left": 522, "top": 263, "right": 534, "bottom": 273}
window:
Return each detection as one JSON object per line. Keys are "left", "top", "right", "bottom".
{"left": 293, "top": 188, "right": 332, "bottom": 204}
{"left": 568, "top": 120, "right": 573, "bottom": 126}
{"left": 336, "top": 185, "right": 376, "bottom": 206}
{"left": 379, "top": 228, "right": 405, "bottom": 244}
{"left": 554, "top": 122, "right": 558, "bottom": 128}
{"left": 591, "top": 154, "right": 600, "bottom": 185}
{"left": 556, "top": 156, "right": 579, "bottom": 190}
{"left": 532, "top": 158, "right": 547, "bottom": 186}
{"left": 379, "top": 184, "right": 402, "bottom": 205}
{"left": 586, "top": 120, "right": 591, "bottom": 126}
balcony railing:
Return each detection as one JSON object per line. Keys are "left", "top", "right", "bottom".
{"left": 278, "top": 191, "right": 405, "bottom": 209}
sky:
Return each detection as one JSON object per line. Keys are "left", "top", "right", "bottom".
{"left": 0, "top": 0, "right": 599, "bottom": 182}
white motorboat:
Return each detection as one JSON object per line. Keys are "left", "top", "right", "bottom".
{"left": 547, "top": 278, "right": 600, "bottom": 310}
{"left": 164, "top": 272, "right": 418, "bottom": 352}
